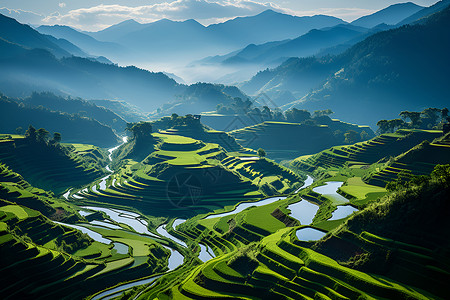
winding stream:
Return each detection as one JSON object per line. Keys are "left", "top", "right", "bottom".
{"left": 71, "top": 144, "right": 355, "bottom": 298}
{"left": 289, "top": 179, "right": 360, "bottom": 226}
{"left": 205, "top": 196, "right": 287, "bottom": 219}
{"left": 54, "top": 222, "right": 112, "bottom": 244}
{"left": 61, "top": 137, "right": 187, "bottom": 300}
{"left": 156, "top": 224, "right": 187, "bottom": 247}
{"left": 295, "top": 175, "right": 314, "bottom": 193}
{"left": 75, "top": 136, "right": 128, "bottom": 197}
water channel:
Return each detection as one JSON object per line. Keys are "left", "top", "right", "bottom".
{"left": 68, "top": 141, "right": 353, "bottom": 298}
{"left": 205, "top": 196, "right": 287, "bottom": 219}
{"left": 156, "top": 224, "right": 187, "bottom": 247}
{"left": 288, "top": 180, "right": 359, "bottom": 225}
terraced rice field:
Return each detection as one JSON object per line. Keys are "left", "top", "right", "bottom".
{"left": 151, "top": 227, "right": 437, "bottom": 300}
{"left": 229, "top": 121, "right": 374, "bottom": 161}
{"left": 0, "top": 137, "right": 106, "bottom": 194}
{"left": 367, "top": 133, "right": 450, "bottom": 186}
{"left": 292, "top": 130, "right": 442, "bottom": 172}
{"left": 72, "top": 133, "right": 300, "bottom": 218}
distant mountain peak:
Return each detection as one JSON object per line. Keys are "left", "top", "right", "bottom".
{"left": 258, "top": 9, "right": 279, "bottom": 15}
{"left": 351, "top": 2, "right": 424, "bottom": 28}
{"left": 120, "top": 19, "right": 141, "bottom": 25}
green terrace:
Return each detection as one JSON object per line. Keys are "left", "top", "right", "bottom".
{"left": 0, "top": 202, "right": 171, "bottom": 299}
{"left": 71, "top": 133, "right": 301, "bottom": 218}
{"left": 367, "top": 132, "right": 450, "bottom": 187}
{"left": 0, "top": 136, "right": 108, "bottom": 194}
{"left": 0, "top": 163, "right": 80, "bottom": 221}
{"left": 142, "top": 227, "right": 437, "bottom": 299}
{"left": 229, "top": 121, "right": 374, "bottom": 161}
{"left": 291, "top": 129, "right": 442, "bottom": 172}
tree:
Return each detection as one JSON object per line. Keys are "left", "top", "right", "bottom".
{"left": 129, "top": 122, "right": 153, "bottom": 140}
{"left": 387, "top": 119, "right": 406, "bottom": 132}
{"left": 15, "top": 126, "right": 23, "bottom": 135}
{"left": 376, "top": 120, "right": 390, "bottom": 134}
{"left": 285, "top": 108, "right": 311, "bottom": 123}
{"left": 257, "top": 148, "right": 266, "bottom": 158}
{"left": 421, "top": 108, "right": 441, "bottom": 128}
{"left": 272, "top": 108, "right": 285, "bottom": 121}
{"left": 344, "top": 130, "right": 360, "bottom": 144}
{"left": 53, "top": 132, "right": 62, "bottom": 143}
{"left": 442, "top": 108, "right": 449, "bottom": 119}
{"left": 313, "top": 109, "right": 333, "bottom": 118}
{"left": 36, "top": 128, "right": 50, "bottom": 143}
{"left": 431, "top": 164, "right": 450, "bottom": 185}
{"left": 360, "top": 130, "right": 370, "bottom": 141}
{"left": 25, "top": 125, "right": 37, "bottom": 141}
{"left": 399, "top": 111, "right": 421, "bottom": 128}
{"left": 261, "top": 106, "right": 272, "bottom": 120}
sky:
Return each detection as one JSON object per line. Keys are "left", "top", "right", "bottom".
{"left": 0, "top": 0, "right": 441, "bottom": 31}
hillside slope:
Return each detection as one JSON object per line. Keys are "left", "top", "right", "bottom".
{"left": 0, "top": 95, "right": 119, "bottom": 147}
{"left": 351, "top": 2, "right": 424, "bottom": 28}
{"left": 241, "top": 3, "right": 450, "bottom": 127}
{"left": 230, "top": 120, "right": 374, "bottom": 161}
{"left": 0, "top": 134, "right": 108, "bottom": 194}
{"left": 19, "top": 92, "right": 127, "bottom": 133}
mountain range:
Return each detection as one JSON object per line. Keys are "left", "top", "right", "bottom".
{"left": 351, "top": 2, "right": 423, "bottom": 28}
{"left": 1, "top": 1, "right": 449, "bottom": 126}
{"left": 38, "top": 10, "right": 345, "bottom": 66}
{"left": 0, "top": 13, "right": 252, "bottom": 116}
{"left": 240, "top": 1, "right": 450, "bottom": 127}
{"left": 188, "top": 2, "right": 433, "bottom": 82}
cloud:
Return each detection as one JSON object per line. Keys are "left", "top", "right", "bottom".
{"left": 0, "top": 7, "right": 44, "bottom": 25}
{"left": 296, "top": 8, "right": 376, "bottom": 22}
{"left": 2, "top": 1, "right": 376, "bottom": 32}
{"left": 41, "top": 0, "right": 293, "bottom": 31}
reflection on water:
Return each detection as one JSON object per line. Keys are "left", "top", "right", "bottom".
{"left": 172, "top": 218, "right": 186, "bottom": 230}
{"left": 287, "top": 200, "right": 319, "bottom": 225}
{"left": 330, "top": 205, "right": 358, "bottom": 220}
{"left": 92, "top": 275, "right": 162, "bottom": 300}
{"left": 198, "top": 244, "right": 215, "bottom": 262}
{"left": 78, "top": 210, "right": 92, "bottom": 217}
{"left": 112, "top": 242, "right": 129, "bottom": 254}
{"left": 238, "top": 156, "right": 260, "bottom": 160}
{"left": 62, "top": 188, "right": 72, "bottom": 199}
{"left": 205, "top": 196, "right": 286, "bottom": 219}
{"left": 156, "top": 224, "right": 187, "bottom": 247}
{"left": 55, "top": 222, "right": 111, "bottom": 244}
{"left": 162, "top": 245, "right": 184, "bottom": 270}
{"left": 296, "top": 227, "right": 326, "bottom": 241}
{"left": 83, "top": 206, "right": 158, "bottom": 237}
{"left": 295, "top": 175, "right": 314, "bottom": 193}
{"left": 90, "top": 220, "right": 122, "bottom": 230}
{"left": 312, "top": 181, "right": 349, "bottom": 203}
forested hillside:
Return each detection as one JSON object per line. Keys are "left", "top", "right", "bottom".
{"left": 241, "top": 3, "right": 450, "bottom": 127}
{"left": 0, "top": 94, "right": 119, "bottom": 147}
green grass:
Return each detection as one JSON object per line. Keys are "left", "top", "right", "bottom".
{"left": 1, "top": 205, "right": 28, "bottom": 219}
{"left": 240, "top": 202, "right": 286, "bottom": 234}
{"left": 339, "top": 177, "right": 386, "bottom": 204}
